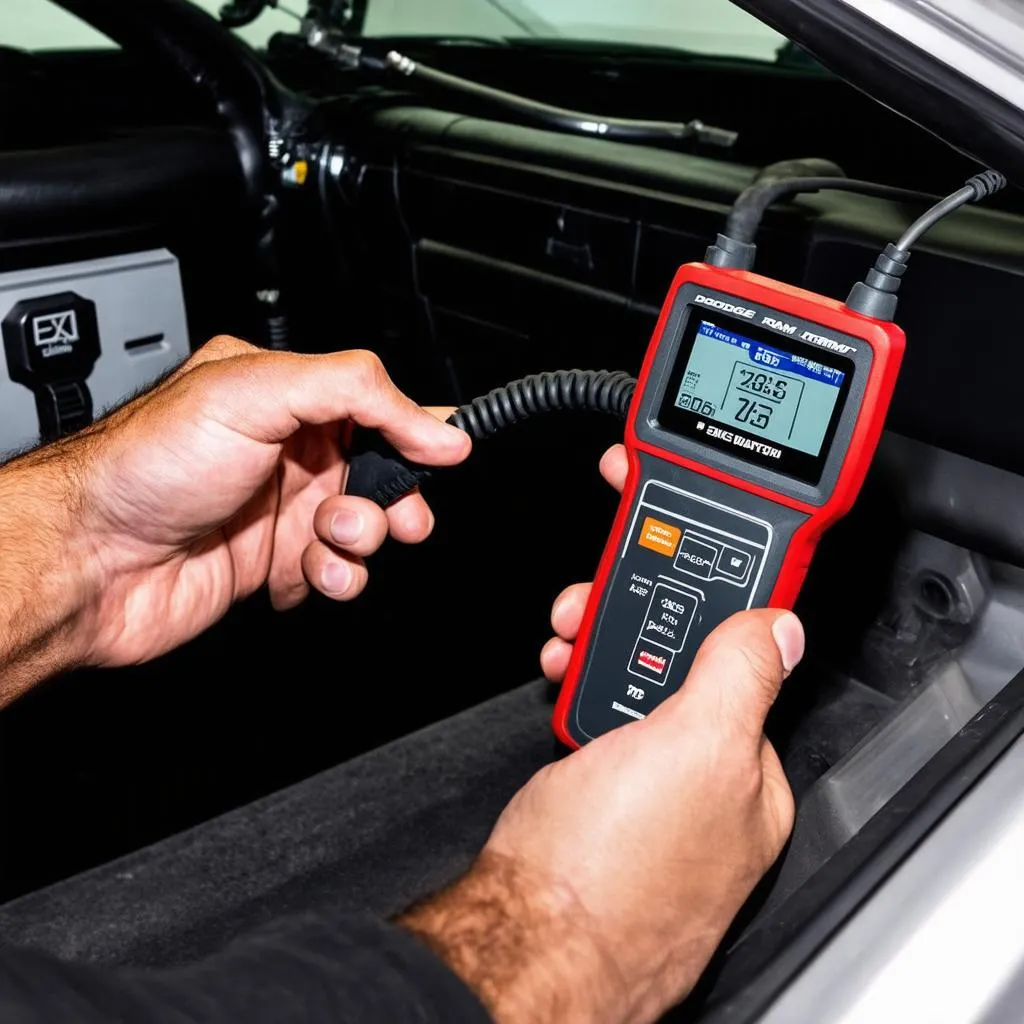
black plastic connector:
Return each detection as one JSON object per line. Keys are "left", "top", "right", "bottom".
{"left": 704, "top": 233, "right": 757, "bottom": 271}
{"left": 845, "top": 244, "right": 911, "bottom": 320}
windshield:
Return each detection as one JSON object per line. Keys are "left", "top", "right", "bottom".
{"left": 9, "top": 0, "right": 788, "bottom": 67}
{"left": 358, "top": 0, "right": 789, "bottom": 62}
{"left": 11, "top": 0, "right": 788, "bottom": 65}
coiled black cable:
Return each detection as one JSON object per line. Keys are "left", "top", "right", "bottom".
{"left": 346, "top": 369, "right": 637, "bottom": 508}
{"left": 450, "top": 369, "right": 636, "bottom": 438}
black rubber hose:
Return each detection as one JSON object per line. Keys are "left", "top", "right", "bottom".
{"left": 847, "top": 170, "right": 1008, "bottom": 320}
{"left": 346, "top": 369, "right": 636, "bottom": 508}
{"left": 383, "top": 51, "right": 738, "bottom": 149}
{"left": 725, "top": 177, "right": 939, "bottom": 245}
{"left": 894, "top": 170, "right": 1007, "bottom": 251}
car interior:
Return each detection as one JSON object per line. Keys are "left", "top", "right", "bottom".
{"left": 2, "top": 1, "right": 1024, "bottom": 1020}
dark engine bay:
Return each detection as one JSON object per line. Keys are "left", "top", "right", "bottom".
{"left": 2, "top": 7, "right": 1024, "bottom": 1019}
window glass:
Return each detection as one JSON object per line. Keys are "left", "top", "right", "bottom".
{"left": 6, "top": 1, "right": 786, "bottom": 63}
{"left": 3, "top": 0, "right": 117, "bottom": 50}
{"left": 360, "top": 0, "right": 789, "bottom": 62}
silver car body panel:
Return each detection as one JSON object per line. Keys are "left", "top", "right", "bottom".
{"left": 760, "top": 734, "right": 1024, "bottom": 1023}
{"left": 837, "top": 0, "right": 1024, "bottom": 112}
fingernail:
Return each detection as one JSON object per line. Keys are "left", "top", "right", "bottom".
{"left": 322, "top": 560, "right": 351, "bottom": 595}
{"left": 330, "top": 510, "right": 362, "bottom": 546}
{"left": 772, "top": 612, "right": 805, "bottom": 674}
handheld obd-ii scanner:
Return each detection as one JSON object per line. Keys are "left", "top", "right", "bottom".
{"left": 553, "top": 263, "right": 900, "bottom": 747}
{"left": 346, "top": 170, "right": 1007, "bottom": 749}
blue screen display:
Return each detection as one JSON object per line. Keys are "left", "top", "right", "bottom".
{"left": 673, "top": 321, "right": 846, "bottom": 457}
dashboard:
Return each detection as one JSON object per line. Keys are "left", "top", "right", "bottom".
{"left": 329, "top": 102, "right": 1024, "bottom": 477}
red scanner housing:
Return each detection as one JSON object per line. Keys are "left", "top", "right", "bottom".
{"left": 554, "top": 262, "right": 906, "bottom": 750}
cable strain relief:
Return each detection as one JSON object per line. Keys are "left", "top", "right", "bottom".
{"left": 845, "top": 245, "right": 911, "bottom": 321}
{"left": 874, "top": 243, "right": 911, "bottom": 279}
{"left": 704, "top": 233, "right": 757, "bottom": 271}
{"left": 967, "top": 170, "right": 1007, "bottom": 201}
{"left": 845, "top": 281, "right": 897, "bottom": 321}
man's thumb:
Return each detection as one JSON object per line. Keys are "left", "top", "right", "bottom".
{"left": 668, "top": 610, "right": 804, "bottom": 741}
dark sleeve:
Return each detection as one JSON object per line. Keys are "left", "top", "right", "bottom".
{"left": 0, "top": 912, "right": 493, "bottom": 1024}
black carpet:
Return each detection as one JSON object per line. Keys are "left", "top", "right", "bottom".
{"left": 0, "top": 680, "right": 559, "bottom": 969}
{"left": 0, "top": 663, "right": 893, "bottom": 980}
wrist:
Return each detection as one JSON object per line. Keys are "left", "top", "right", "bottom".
{"left": 397, "top": 849, "right": 629, "bottom": 1024}
{"left": 0, "top": 433, "right": 106, "bottom": 700}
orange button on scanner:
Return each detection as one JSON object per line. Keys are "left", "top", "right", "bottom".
{"left": 638, "top": 517, "right": 682, "bottom": 557}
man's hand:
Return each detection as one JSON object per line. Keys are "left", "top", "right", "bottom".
{"left": 400, "top": 442, "right": 802, "bottom": 1022}
{"left": 0, "top": 337, "right": 470, "bottom": 701}
{"left": 401, "top": 608, "right": 802, "bottom": 1024}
